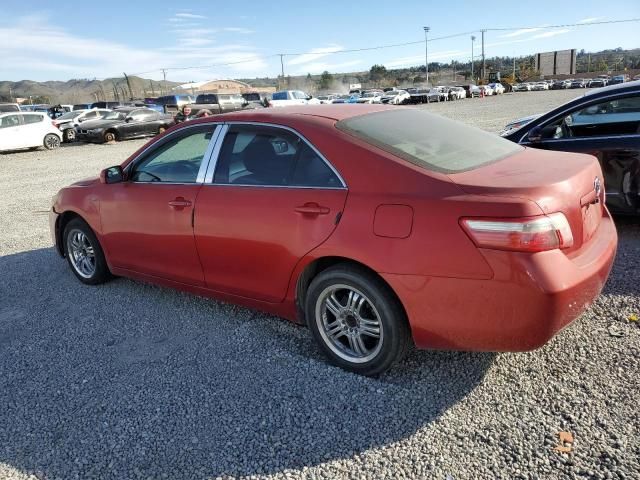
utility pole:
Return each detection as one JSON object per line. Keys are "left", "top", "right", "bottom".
{"left": 8, "top": 87, "right": 13, "bottom": 102}
{"left": 513, "top": 57, "right": 516, "bottom": 80}
{"left": 471, "top": 35, "right": 475, "bottom": 82}
{"left": 161, "top": 69, "right": 167, "bottom": 96}
{"left": 588, "top": 54, "right": 591, "bottom": 72}
{"left": 279, "top": 54, "right": 285, "bottom": 90}
{"left": 481, "top": 29, "right": 486, "bottom": 82}
{"left": 452, "top": 60, "right": 455, "bottom": 82}
{"left": 423, "top": 27, "right": 430, "bottom": 86}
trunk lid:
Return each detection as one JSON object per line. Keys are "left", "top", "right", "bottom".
{"left": 448, "top": 147, "right": 604, "bottom": 251}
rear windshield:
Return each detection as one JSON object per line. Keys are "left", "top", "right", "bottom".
{"left": 196, "top": 94, "right": 218, "bottom": 104}
{"left": 336, "top": 109, "right": 523, "bottom": 174}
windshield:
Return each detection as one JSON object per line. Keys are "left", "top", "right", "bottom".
{"left": 102, "top": 111, "right": 126, "bottom": 120}
{"left": 58, "top": 111, "right": 83, "bottom": 120}
{"left": 336, "top": 109, "right": 523, "bottom": 174}
{"left": 292, "top": 91, "right": 309, "bottom": 100}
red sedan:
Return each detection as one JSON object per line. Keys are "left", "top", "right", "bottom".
{"left": 50, "top": 105, "right": 617, "bottom": 376}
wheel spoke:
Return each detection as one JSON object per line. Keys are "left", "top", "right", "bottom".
{"left": 360, "top": 324, "right": 380, "bottom": 338}
{"left": 326, "top": 320, "right": 344, "bottom": 338}
{"left": 325, "top": 294, "right": 342, "bottom": 317}
{"left": 345, "top": 290, "right": 360, "bottom": 311}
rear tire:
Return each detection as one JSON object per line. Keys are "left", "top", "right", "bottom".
{"left": 63, "top": 218, "right": 112, "bottom": 285}
{"left": 305, "top": 264, "right": 411, "bottom": 376}
{"left": 43, "top": 134, "right": 60, "bottom": 150}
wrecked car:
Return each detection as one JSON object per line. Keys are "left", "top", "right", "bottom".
{"left": 502, "top": 80, "right": 640, "bottom": 215}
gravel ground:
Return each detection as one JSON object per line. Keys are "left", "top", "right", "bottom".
{"left": 1, "top": 92, "right": 638, "bottom": 480}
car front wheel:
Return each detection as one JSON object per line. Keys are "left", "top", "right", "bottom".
{"left": 63, "top": 218, "right": 111, "bottom": 285}
{"left": 306, "top": 264, "right": 411, "bottom": 376}
{"left": 64, "top": 129, "right": 75, "bottom": 142}
{"left": 103, "top": 131, "right": 117, "bottom": 143}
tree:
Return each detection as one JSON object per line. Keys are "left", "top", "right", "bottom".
{"left": 319, "top": 71, "right": 333, "bottom": 90}
{"left": 369, "top": 64, "right": 387, "bottom": 83}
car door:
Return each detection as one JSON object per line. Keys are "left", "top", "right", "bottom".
{"left": 21, "top": 113, "right": 48, "bottom": 147}
{"left": 522, "top": 93, "right": 640, "bottom": 214}
{"left": 99, "top": 124, "right": 221, "bottom": 285}
{"left": 194, "top": 123, "right": 348, "bottom": 302}
{"left": 0, "top": 114, "right": 24, "bottom": 150}
{"left": 120, "top": 110, "right": 153, "bottom": 138}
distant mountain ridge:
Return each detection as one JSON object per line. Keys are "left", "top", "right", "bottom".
{"left": 0, "top": 77, "right": 181, "bottom": 104}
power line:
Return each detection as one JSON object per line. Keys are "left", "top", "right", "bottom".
{"left": 120, "top": 18, "right": 640, "bottom": 77}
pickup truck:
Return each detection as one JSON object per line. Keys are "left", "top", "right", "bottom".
{"left": 269, "top": 90, "right": 321, "bottom": 107}
{"left": 187, "top": 93, "right": 260, "bottom": 115}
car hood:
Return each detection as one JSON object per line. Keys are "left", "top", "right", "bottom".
{"left": 78, "top": 119, "right": 124, "bottom": 129}
{"left": 70, "top": 176, "right": 99, "bottom": 187}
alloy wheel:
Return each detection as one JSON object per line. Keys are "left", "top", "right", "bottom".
{"left": 67, "top": 229, "right": 96, "bottom": 279}
{"left": 315, "top": 284, "right": 383, "bottom": 364}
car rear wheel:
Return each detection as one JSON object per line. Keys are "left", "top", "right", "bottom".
{"left": 103, "top": 131, "right": 117, "bottom": 143}
{"left": 63, "top": 218, "right": 111, "bottom": 285}
{"left": 306, "top": 264, "right": 411, "bottom": 376}
{"left": 64, "top": 128, "right": 75, "bottom": 142}
{"left": 43, "top": 134, "right": 60, "bottom": 150}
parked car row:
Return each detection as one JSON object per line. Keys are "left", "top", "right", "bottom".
{"left": 514, "top": 74, "right": 633, "bottom": 92}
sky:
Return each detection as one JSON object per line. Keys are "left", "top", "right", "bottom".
{"left": 1, "top": 0, "right": 639, "bottom": 83}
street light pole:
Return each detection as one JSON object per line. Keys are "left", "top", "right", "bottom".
{"left": 423, "top": 26, "right": 430, "bottom": 86}
{"left": 471, "top": 36, "right": 475, "bottom": 82}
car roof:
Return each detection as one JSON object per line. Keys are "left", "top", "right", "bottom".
{"left": 210, "top": 104, "right": 394, "bottom": 123}
{"left": 584, "top": 79, "right": 640, "bottom": 96}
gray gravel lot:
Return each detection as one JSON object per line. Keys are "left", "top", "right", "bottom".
{"left": 1, "top": 91, "right": 638, "bottom": 480}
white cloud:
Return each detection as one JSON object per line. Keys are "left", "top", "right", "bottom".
{"left": 175, "top": 12, "right": 207, "bottom": 19}
{"left": 287, "top": 45, "right": 343, "bottom": 66}
{"left": 500, "top": 27, "right": 544, "bottom": 38}
{"left": 223, "top": 27, "right": 254, "bottom": 34}
{"left": 578, "top": 17, "right": 602, "bottom": 24}
{"left": 0, "top": 15, "right": 267, "bottom": 82}
{"left": 530, "top": 29, "right": 572, "bottom": 39}
{"left": 292, "top": 60, "right": 362, "bottom": 75}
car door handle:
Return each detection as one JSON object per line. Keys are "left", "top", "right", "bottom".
{"left": 295, "top": 203, "right": 330, "bottom": 215}
{"left": 168, "top": 197, "right": 192, "bottom": 208}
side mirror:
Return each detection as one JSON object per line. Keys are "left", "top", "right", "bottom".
{"left": 77, "top": 117, "right": 85, "bottom": 123}
{"left": 125, "top": 117, "right": 133, "bottom": 122}
{"left": 100, "top": 166, "right": 124, "bottom": 184}
{"left": 527, "top": 127, "right": 543, "bottom": 143}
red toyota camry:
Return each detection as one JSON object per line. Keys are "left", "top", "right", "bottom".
{"left": 50, "top": 105, "right": 617, "bottom": 375}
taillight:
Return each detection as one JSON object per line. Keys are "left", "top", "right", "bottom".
{"left": 460, "top": 213, "right": 574, "bottom": 252}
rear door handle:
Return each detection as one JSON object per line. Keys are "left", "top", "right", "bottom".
{"left": 168, "top": 197, "right": 192, "bottom": 209}
{"left": 295, "top": 203, "right": 330, "bottom": 215}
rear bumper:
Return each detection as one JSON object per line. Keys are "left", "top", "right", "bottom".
{"left": 383, "top": 211, "right": 618, "bottom": 352}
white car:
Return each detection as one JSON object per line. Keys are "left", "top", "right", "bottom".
{"left": 269, "top": 90, "right": 321, "bottom": 107}
{"left": 53, "top": 109, "right": 111, "bottom": 142}
{"left": 530, "top": 82, "right": 549, "bottom": 91}
{"left": 449, "top": 87, "right": 467, "bottom": 100}
{"left": 382, "top": 90, "right": 411, "bottom": 105}
{"left": 357, "top": 91, "right": 384, "bottom": 104}
{"left": 489, "top": 83, "right": 505, "bottom": 95}
{"left": 512, "top": 83, "right": 531, "bottom": 92}
{"left": 0, "top": 112, "right": 61, "bottom": 152}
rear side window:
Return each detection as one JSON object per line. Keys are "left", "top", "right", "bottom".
{"left": 22, "top": 114, "right": 43, "bottom": 124}
{"left": 213, "top": 125, "right": 342, "bottom": 188}
{"left": 272, "top": 92, "right": 288, "bottom": 100}
{"left": 197, "top": 95, "right": 218, "bottom": 104}
{"left": 336, "top": 109, "right": 523, "bottom": 173}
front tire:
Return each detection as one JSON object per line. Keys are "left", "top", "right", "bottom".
{"left": 63, "top": 218, "right": 111, "bottom": 285}
{"left": 306, "top": 264, "right": 411, "bottom": 376}
{"left": 43, "top": 134, "right": 61, "bottom": 150}
{"left": 103, "top": 131, "right": 117, "bottom": 143}
{"left": 64, "top": 128, "right": 75, "bottom": 142}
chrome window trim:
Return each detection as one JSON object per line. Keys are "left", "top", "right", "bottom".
{"left": 521, "top": 133, "right": 640, "bottom": 146}
{"left": 124, "top": 122, "right": 222, "bottom": 185}
{"left": 517, "top": 90, "right": 640, "bottom": 144}
{"left": 204, "top": 124, "right": 229, "bottom": 183}
{"left": 203, "top": 121, "right": 348, "bottom": 189}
